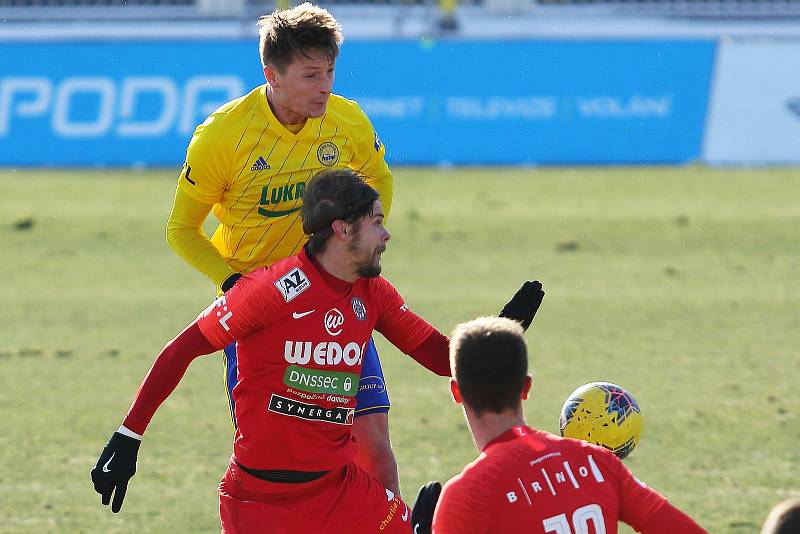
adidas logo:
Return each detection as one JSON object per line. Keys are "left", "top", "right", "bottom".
{"left": 251, "top": 156, "right": 270, "bottom": 172}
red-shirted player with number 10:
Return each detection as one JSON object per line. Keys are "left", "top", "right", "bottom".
{"left": 410, "top": 316, "right": 706, "bottom": 534}
{"left": 90, "top": 169, "right": 545, "bottom": 533}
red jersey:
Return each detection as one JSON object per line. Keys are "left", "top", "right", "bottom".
{"left": 432, "top": 426, "right": 706, "bottom": 534}
{"left": 122, "top": 248, "right": 449, "bottom": 473}
{"left": 196, "top": 249, "right": 442, "bottom": 471}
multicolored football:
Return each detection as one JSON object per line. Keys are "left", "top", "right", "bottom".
{"left": 559, "top": 382, "right": 643, "bottom": 459}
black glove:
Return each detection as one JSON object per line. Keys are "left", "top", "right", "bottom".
{"left": 411, "top": 481, "right": 442, "bottom": 534}
{"left": 221, "top": 273, "right": 243, "bottom": 292}
{"left": 90, "top": 431, "right": 141, "bottom": 513}
{"left": 499, "top": 280, "right": 545, "bottom": 331}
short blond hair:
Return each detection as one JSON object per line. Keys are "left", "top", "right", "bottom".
{"left": 450, "top": 317, "right": 528, "bottom": 415}
{"left": 257, "top": 2, "right": 343, "bottom": 72}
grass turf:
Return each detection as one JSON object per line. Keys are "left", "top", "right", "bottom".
{"left": 1, "top": 166, "right": 798, "bottom": 532}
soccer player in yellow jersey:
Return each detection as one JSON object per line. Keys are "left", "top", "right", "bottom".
{"left": 165, "top": 3, "right": 401, "bottom": 496}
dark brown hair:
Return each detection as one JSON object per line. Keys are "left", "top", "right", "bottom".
{"left": 450, "top": 317, "right": 529, "bottom": 415}
{"left": 257, "top": 3, "right": 343, "bottom": 72}
{"left": 301, "top": 169, "right": 379, "bottom": 255}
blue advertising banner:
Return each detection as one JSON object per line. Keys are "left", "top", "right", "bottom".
{"left": 0, "top": 39, "right": 714, "bottom": 166}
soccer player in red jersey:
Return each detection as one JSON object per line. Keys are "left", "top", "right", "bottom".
{"left": 414, "top": 316, "right": 707, "bottom": 534}
{"left": 90, "top": 169, "right": 545, "bottom": 533}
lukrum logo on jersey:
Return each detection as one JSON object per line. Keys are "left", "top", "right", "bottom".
{"left": 284, "top": 340, "right": 363, "bottom": 367}
{"left": 324, "top": 308, "right": 345, "bottom": 336}
{"left": 258, "top": 181, "right": 305, "bottom": 218}
{"left": 275, "top": 268, "right": 310, "bottom": 302}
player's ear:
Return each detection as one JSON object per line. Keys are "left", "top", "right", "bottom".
{"left": 449, "top": 379, "right": 463, "bottom": 404}
{"left": 264, "top": 64, "right": 278, "bottom": 87}
{"left": 521, "top": 375, "right": 533, "bottom": 400}
{"left": 331, "top": 219, "right": 350, "bottom": 240}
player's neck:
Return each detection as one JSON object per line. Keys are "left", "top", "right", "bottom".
{"left": 266, "top": 85, "right": 307, "bottom": 129}
{"left": 464, "top": 406, "right": 527, "bottom": 452}
{"left": 312, "top": 249, "right": 359, "bottom": 284}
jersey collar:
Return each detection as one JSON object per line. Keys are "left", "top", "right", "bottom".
{"left": 483, "top": 425, "right": 533, "bottom": 452}
{"left": 301, "top": 247, "right": 353, "bottom": 294}
{"left": 260, "top": 84, "right": 324, "bottom": 141}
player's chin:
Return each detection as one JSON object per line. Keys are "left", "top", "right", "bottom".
{"left": 307, "top": 103, "right": 328, "bottom": 117}
{"left": 357, "top": 259, "right": 382, "bottom": 278}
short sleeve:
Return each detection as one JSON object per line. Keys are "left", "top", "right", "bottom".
{"left": 176, "top": 117, "right": 232, "bottom": 205}
{"left": 196, "top": 272, "right": 283, "bottom": 348}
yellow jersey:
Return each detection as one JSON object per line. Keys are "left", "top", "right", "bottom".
{"left": 175, "top": 84, "right": 393, "bottom": 280}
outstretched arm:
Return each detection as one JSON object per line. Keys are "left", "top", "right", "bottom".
{"left": 376, "top": 280, "right": 545, "bottom": 377}
{"left": 90, "top": 321, "right": 217, "bottom": 513}
{"left": 122, "top": 321, "right": 217, "bottom": 434}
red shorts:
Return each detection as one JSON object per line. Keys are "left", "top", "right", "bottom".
{"left": 219, "top": 456, "right": 411, "bottom": 534}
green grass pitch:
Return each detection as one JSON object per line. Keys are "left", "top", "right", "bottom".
{"left": 1, "top": 166, "right": 798, "bottom": 533}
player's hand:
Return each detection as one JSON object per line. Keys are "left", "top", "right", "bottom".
{"left": 499, "top": 280, "right": 545, "bottom": 331}
{"left": 90, "top": 432, "right": 141, "bottom": 513}
{"left": 221, "top": 273, "right": 243, "bottom": 292}
{"left": 411, "top": 481, "right": 442, "bottom": 534}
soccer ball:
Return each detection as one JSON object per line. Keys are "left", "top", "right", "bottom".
{"left": 559, "top": 382, "right": 643, "bottom": 460}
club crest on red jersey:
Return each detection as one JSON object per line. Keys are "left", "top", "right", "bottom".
{"left": 275, "top": 267, "right": 310, "bottom": 302}
{"left": 351, "top": 297, "right": 367, "bottom": 321}
{"left": 324, "top": 308, "right": 345, "bottom": 336}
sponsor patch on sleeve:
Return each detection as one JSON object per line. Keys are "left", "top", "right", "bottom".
{"left": 275, "top": 267, "right": 311, "bottom": 302}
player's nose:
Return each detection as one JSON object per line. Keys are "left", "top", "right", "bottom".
{"left": 320, "top": 72, "right": 334, "bottom": 94}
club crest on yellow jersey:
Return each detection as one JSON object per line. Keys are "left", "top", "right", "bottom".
{"left": 317, "top": 142, "right": 339, "bottom": 166}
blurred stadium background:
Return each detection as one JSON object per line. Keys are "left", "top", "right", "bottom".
{"left": 3, "top": 0, "right": 800, "bottom": 167}
{"left": 2, "top": 2, "right": 799, "bottom": 533}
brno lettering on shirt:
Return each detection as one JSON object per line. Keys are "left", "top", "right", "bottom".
{"left": 502, "top": 452, "right": 611, "bottom": 508}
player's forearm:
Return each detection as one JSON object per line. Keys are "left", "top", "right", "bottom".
{"left": 352, "top": 413, "right": 401, "bottom": 496}
{"left": 639, "top": 502, "right": 708, "bottom": 534}
{"left": 167, "top": 187, "right": 237, "bottom": 287}
{"left": 122, "top": 322, "right": 217, "bottom": 435}
{"left": 166, "top": 221, "right": 237, "bottom": 288}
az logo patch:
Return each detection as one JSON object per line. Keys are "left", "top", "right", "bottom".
{"left": 275, "top": 268, "right": 311, "bottom": 302}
